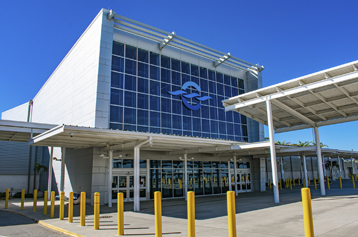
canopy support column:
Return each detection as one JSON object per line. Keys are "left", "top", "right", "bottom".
{"left": 60, "top": 147, "right": 66, "bottom": 192}
{"left": 338, "top": 156, "right": 342, "bottom": 178}
{"left": 314, "top": 126, "right": 326, "bottom": 196}
{"left": 234, "top": 155, "right": 238, "bottom": 196}
{"left": 108, "top": 150, "right": 113, "bottom": 207}
{"left": 184, "top": 153, "right": 188, "bottom": 200}
{"left": 260, "top": 157, "right": 266, "bottom": 192}
{"left": 266, "top": 99, "right": 279, "bottom": 203}
{"left": 228, "top": 161, "right": 232, "bottom": 191}
{"left": 302, "top": 154, "right": 308, "bottom": 187}
{"left": 47, "top": 147, "right": 54, "bottom": 199}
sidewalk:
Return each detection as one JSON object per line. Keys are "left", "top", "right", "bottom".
{"left": 1, "top": 185, "right": 358, "bottom": 236}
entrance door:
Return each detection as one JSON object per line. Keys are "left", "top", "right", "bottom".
{"left": 112, "top": 175, "right": 146, "bottom": 202}
{"left": 235, "top": 172, "right": 251, "bottom": 194}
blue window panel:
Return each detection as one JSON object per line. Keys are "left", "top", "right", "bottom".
{"left": 239, "top": 89, "right": 245, "bottom": 95}
{"left": 124, "top": 124, "right": 136, "bottom": 131}
{"left": 150, "top": 127, "right": 160, "bottom": 133}
{"left": 238, "top": 79, "right": 244, "bottom": 89}
{"left": 216, "top": 73, "right": 223, "bottom": 83}
{"left": 183, "top": 116, "right": 192, "bottom": 130}
{"left": 234, "top": 125, "right": 242, "bottom": 136}
{"left": 150, "top": 52, "right": 159, "bottom": 65}
{"left": 124, "top": 91, "right": 136, "bottom": 107}
{"left": 200, "top": 79, "right": 208, "bottom": 92}
{"left": 232, "top": 87, "right": 238, "bottom": 97}
{"left": 110, "top": 88, "right": 123, "bottom": 105}
{"left": 209, "top": 94, "right": 217, "bottom": 107}
{"left": 235, "top": 136, "right": 242, "bottom": 141}
{"left": 200, "top": 67, "right": 207, "bottom": 78}
{"left": 242, "top": 125, "right": 248, "bottom": 136}
{"left": 208, "top": 81, "right": 216, "bottom": 93}
{"left": 199, "top": 91, "right": 209, "bottom": 105}
{"left": 162, "top": 128, "right": 172, "bottom": 134}
{"left": 210, "top": 120, "right": 218, "bottom": 133}
{"left": 137, "top": 109, "right": 148, "bottom": 126}
{"left": 219, "top": 121, "right": 226, "bottom": 134}
{"left": 193, "top": 132, "right": 201, "bottom": 137}
{"left": 226, "top": 111, "right": 233, "bottom": 122}
{"left": 110, "top": 123, "right": 122, "bottom": 130}
{"left": 161, "top": 68, "right": 170, "bottom": 83}
{"left": 161, "top": 97, "right": 171, "bottom": 113}
{"left": 224, "top": 75, "right": 231, "bottom": 85}
{"left": 150, "top": 111, "right": 160, "bottom": 127}
{"left": 182, "top": 74, "right": 190, "bottom": 84}
{"left": 172, "top": 71, "right": 181, "bottom": 85}
{"left": 171, "top": 59, "right": 180, "bottom": 71}
{"left": 172, "top": 99, "right": 182, "bottom": 114}
{"left": 227, "top": 123, "right": 234, "bottom": 135}
{"left": 225, "top": 85, "right": 232, "bottom": 98}
{"left": 172, "top": 115, "right": 182, "bottom": 129}
{"left": 125, "top": 59, "right": 136, "bottom": 75}
{"left": 218, "top": 108, "right": 226, "bottom": 121}
{"left": 110, "top": 106, "right": 123, "bottom": 123}
{"left": 172, "top": 130, "right": 182, "bottom": 135}
{"left": 161, "top": 55, "right": 170, "bottom": 69}
{"left": 210, "top": 107, "right": 218, "bottom": 120}
{"left": 233, "top": 112, "right": 241, "bottom": 123}
{"left": 227, "top": 135, "right": 234, "bottom": 141}
{"left": 149, "top": 80, "right": 160, "bottom": 95}
{"left": 161, "top": 113, "right": 171, "bottom": 128}
{"left": 137, "top": 93, "right": 148, "bottom": 109}
{"left": 183, "top": 131, "right": 192, "bottom": 136}
{"left": 208, "top": 70, "right": 215, "bottom": 80}
{"left": 138, "top": 48, "right": 148, "bottom": 63}
{"left": 124, "top": 75, "right": 136, "bottom": 91}
{"left": 201, "top": 105, "right": 209, "bottom": 119}
{"left": 217, "top": 84, "right": 224, "bottom": 96}
{"left": 112, "top": 56, "right": 124, "bottom": 72}
{"left": 193, "top": 118, "right": 201, "bottom": 131}
{"left": 137, "top": 126, "right": 149, "bottom": 132}
{"left": 210, "top": 133, "right": 218, "bottom": 139}
{"left": 191, "top": 65, "right": 199, "bottom": 76}
{"left": 219, "top": 134, "right": 227, "bottom": 139}
{"left": 181, "top": 62, "right": 190, "bottom": 74}
{"left": 202, "top": 119, "right": 210, "bottom": 133}
{"left": 182, "top": 105, "right": 191, "bottom": 116}
{"left": 138, "top": 63, "right": 148, "bottom": 78}
{"left": 192, "top": 108, "right": 200, "bottom": 118}
{"left": 231, "top": 77, "right": 238, "bottom": 87}
{"left": 124, "top": 107, "right": 136, "bottom": 124}
{"left": 150, "top": 95, "right": 160, "bottom": 111}
{"left": 241, "top": 115, "right": 247, "bottom": 124}
{"left": 191, "top": 76, "right": 199, "bottom": 85}
{"left": 150, "top": 66, "right": 159, "bottom": 80}
{"left": 126, "top": 45, "right": 136, "bottom": 60}
{"left": 113, "top": 42, "right": 124, "bottom": 56}
{"left": 217, "top": 96, "right": 224, "bottom": 106}
{"left": 161, "top": 83, "right": 171, "bottom": 98}
{"left": 111, "top": 72, "right": 123, "bottom": 89}
{"left": 137, "top": 77, "right": 148, "bottom": 94}
{"left": 171, "top": 85, "right": 181, "bottom": 95}
{"left": 202, "top": 133, "right": 210, "bottom": 138}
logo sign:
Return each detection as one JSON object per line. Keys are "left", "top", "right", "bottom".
{"left": 168, "top": 82, "right": 212, "bottom": 110}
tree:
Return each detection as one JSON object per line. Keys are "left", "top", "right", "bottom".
{"left": 275, "top": 141, "right": 291, "bottom": 145}
{"left": 34, "top": 163, "right": 48, "bottom": 190}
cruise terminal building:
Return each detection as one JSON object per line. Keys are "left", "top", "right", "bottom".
{"left": 1, "top": 9, "right": 358, "bottom": 211}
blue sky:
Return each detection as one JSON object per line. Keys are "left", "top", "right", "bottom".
{"left": 0, "top": 0, "right": 357, "bottom": 150}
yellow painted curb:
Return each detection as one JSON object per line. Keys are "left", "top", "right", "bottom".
{"left": 0, "top": 210, "right": 83, "bottom": 237}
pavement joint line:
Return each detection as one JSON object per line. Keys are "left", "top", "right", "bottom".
{"left": 0, "top": 209, "right": 83, "bottom": 237}
{"left": 316, "top": 218, "right": 358, "bottom": 237}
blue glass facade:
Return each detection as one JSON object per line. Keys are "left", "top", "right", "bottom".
{"left": 110, "top": 41, "right": 248, "bottom": 141}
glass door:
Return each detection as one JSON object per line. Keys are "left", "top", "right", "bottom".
{"left": 112, "top": 175, "right": 146, "bottom": 202}
{"left": 204, "top": 169, "right": 213, "bottom": 195}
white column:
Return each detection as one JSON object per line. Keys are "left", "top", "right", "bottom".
{"left": 280, "top": 157, "right": 284, "bottom": 181}
{"left": 146, "top": 159, "right": 150, "bottom": 200}
{"left": 260, "top": 157, "right": 266, "bottom": 192}
{"left": 228, "top": 161, "right": 232, "bottom": 191}
{"left": 47, "top": 147, "right": 54, "bottom": 199}
{"left": 303, "top": 154, "right": 308, "bottom": 187}
{"left": 266, "top": 99, "right": 279, "bottom": 203}
{"left": 133, "top": 147, "right": 140, "bottom": 211}
{"left": 323, "top": 156, "right": 327, "bottom": 176}
{"left": 338, "top": 156, "right": 342, "bottom": 178}
{"left": 234, "top": 155, "right": 238, "bottom": 196}
{"left": 60, "top": 147, "right": 66, "bottom": 192}
{"left": 108, "top": 150, "right": 113, "bottom": 207}
{"left": 351, "top": 158, "right": 355, "bottom": 176}
{"left": 314, "top": 127, "right": 326, "bottom": 196}
{"left": 184, "top": 153, "right": 188, "bottom": 200}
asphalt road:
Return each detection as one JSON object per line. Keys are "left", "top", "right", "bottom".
{"left": 0, "top": 211, "right": 66, "bottom": 237}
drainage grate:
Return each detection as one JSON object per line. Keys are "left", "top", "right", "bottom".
{"left": 99, "top": 215, "right": 113, "bottom": 218}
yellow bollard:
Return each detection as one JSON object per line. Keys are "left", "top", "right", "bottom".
{"left": 303, "top": 178, "right": 306, "bottom": 188}
{"left": 187, "top": 191, "right": 195, "bottom": 237}
{"left": 352, "top": 175, "right": 356, "bottom": 189}
{"left": 80, "top": 192, "right": 86, "bottom": 226}
{"left": 94, "top": 192, "right": 100, "bottom": 230}
{"left": 339, "top": 177, "right": 342, "bottom": 189}
{"left": 301, "top": 188, "right": 314, "bottom": 237}
{"left": 68, "top": 192, "right": 73, "bottom": 223}
{"left": 290, "top": 179, "right": 292, "bottom": 190}
{"left": 269, "top": 179, "right": 271, "bottom": 189}
{"left": 293, "top": 178, "right": 295, "bottom": 186}
{"left": 227, "top": 191, "right": 237, "bottom": 237}
{"left": 327, "top": 176, "right": 330, "bottom": 190}
{"left": 280, "top": 179, "right": 282, "bottom": 190}
{"left": 298, "top": 178, "right": 301, "bottom": 186}
{"left": 50, "top": 191, "right": 55, "bottom": 218}
{"left": 44, "top": 191, "right": 48, "bottom": 215}
{"left": 5, "top": 189, "right": 9, "bottom": 209}
{"left": 33, "top": 190, "right": 37, "bottom": 212}
{"left": 59, "top": 191, "right": 65, "bottom": 220}
{"left": 118, "top": 192, "right": 124, "bottom": 236}
{"left": 314, "top": 178, "right": 317, "bottom": 190}
{"left": 308, "top": 177, "right": 310, "bottom": 186}
{"left": 21, "top": 189, "right": 25, "bottom": 210}
{"left": 154, "top": 191, "right": 162, "bottom": 237}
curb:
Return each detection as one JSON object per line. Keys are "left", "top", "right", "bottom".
{"left": 0, "top": 209, "right": 83, "bottom": 237}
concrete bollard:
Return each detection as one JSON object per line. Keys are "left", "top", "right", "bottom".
{"left": 94, "top": 192, "right": 100, "bottom": 230}
{"left": 50, "top": 191, "right": 55, "bottom": 218}
{"left": 339, "top": 177, "right": 342, "bottom": 189}
{"left": 227, "top": 191, "right": 237, "bottom": 237}
{"left": 59, "top": 191, "right": 65, "bottom": 220}
{"left": 5, "top": 189, "right": 9, "bottom": 209}
{"left": 301, "top": 188, "right": 314, "bottom": 237}
{"left": 21, "top": 189, "right": 25, "bottom": 210}
{"left": 314, "top": 178, "right": 317, "bottom": 190}
{"left": 68, "top": 192, "right": 73, "bottom": 223}
{"left": 118, "top": 192, "right": 124, "bottom": 236}
{"left": 44, "top": 191, "right": 48, "bottom": 215}
{"left": 154, "top": 191, "right": 162, "bottom": 237}
{"left": 187, "top": 191, "right": 195, "bottom": 237}
{"left": 327, "top": 176, "right": 330, "bottom": 190}
{"left": 352, "top": 176, "right": 356, "bottom": 189}
{"left": 80, "top": 192, "right": 86, "bottom": 226}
